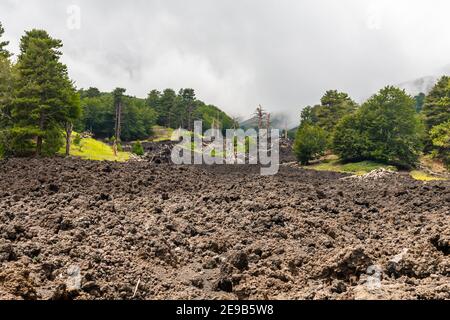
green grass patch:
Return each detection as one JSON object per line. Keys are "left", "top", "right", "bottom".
{"left": 150, "top": 126, "right": 175, "bottom": 142}
{"left": 60, "top": 136, "right": 130, "bottom": 162}
{"left": 410, "top": 170, "right": 447, "bottom": 181}
{"left": 307, "top": 160, "right": 397, "bottom": 175}
{"left": 151, "top": 126, "right": 210, "bottom": 143}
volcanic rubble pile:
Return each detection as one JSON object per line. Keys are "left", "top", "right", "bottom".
{"left": 0, "top": 158, "right": 449, "bottom": 300}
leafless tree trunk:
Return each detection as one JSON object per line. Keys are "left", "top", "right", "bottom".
{"left": 36, "top": 112, "right": 45, "bottom": 156}
{"left": 256, "top": 105, "right": 265, "bottom": 130}
{"left": 65, "top": 122, "right": 73, "bottom": 157}
{"left": 266, "top": 113, "right": 271, "bottom": 130}
{"left": 115, "top": 101, "right": 122, "bottom": 144}
{"left": 284, "top": 120, "right": 288, "bottom": 139}
{"left": 113, "top": 99, "right": 123, "bottom": 157}
{"left": 188, "top": 104, "right": 193, "bottom": 131}
{"left": 114, "top": 99, "right": 123, "bottom": 157}
{"left": 113, "top": 141, "right": 118, "bottom": 157}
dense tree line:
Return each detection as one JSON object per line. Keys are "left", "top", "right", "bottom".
{"left": 297, "top": 90, "right": 358, "bottom": 144}
{"left": 294, "top": 79, "right": 450, "bottom": 169}
{"left": 75, "top": 88, "right": 158, "bottom": 142}
{"left": 333, "top": 87, "right": 423, "bottom": 167}
{"left": 147, "top": 88, "right": 235, "bottom": 132}
{"left": 75, "top": 87, "right": 235, "bottom": 142}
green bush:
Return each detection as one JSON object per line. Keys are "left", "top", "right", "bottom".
{"left": 132, "top": 140, "right": 144, "bottom": 156}
{"left": 0, "top": 127, "right": 39, "bottom": 157}
{"left": 42, "top": 126, "right": 65, "bottom": 157}
{"left": 333, "top": 86, "right": 424, "bottom": 168}
{"left": 73, "top": 133, "right": 82, "bottom": 147}
{"left": 333, "top": 114, "right": 371, "bottom": 162}
{"left": 293, "top": 124, "right": 327, "bottom": 165}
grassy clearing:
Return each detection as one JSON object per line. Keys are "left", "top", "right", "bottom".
{"left": 410, "top": 170, "right": 447, "bottom": 181}
{"left": 149, "top": 126, "right": 175, "bottom": 142}
{"left": 420, "top": 155, "right": 449, "bottom": 175}
{"left": 305, "top": 157, "right": 448, "bottom": 181}
{"left": 61, "top": 136, "right": 130, "bottom": 162}
{"left": 306, "top": 160, "right": 397, "bottom": 175}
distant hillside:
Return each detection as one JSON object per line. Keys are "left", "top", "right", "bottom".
{"left": 240, "top": 113, "right": 292, "bottom": 131}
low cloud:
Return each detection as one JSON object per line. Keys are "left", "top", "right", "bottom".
{"left": 1, "top": 0, "right": 449, "bottom": 121}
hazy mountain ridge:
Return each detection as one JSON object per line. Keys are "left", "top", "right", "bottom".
{"left": 239, "top": 113, "right": 292, "bottom": 131}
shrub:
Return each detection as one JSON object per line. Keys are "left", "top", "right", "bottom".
{"left": 333, "top": 114, "right": 371, "bottom": 162}
{"left": 73, "top": 133, "right": 82, "bottom": 147}
{"left": 0, "top": 127, "right": 39, "bottom": 157}
{"left": 333, "top": 86, "right": 424, "bottom": 168}
{"left": 293, "top": 124, "right": 327, "bottom": 165}
{"left": 41, "top": 126, "right": 65, "bottom": 157}
{"left": 132, "top": 140, "right": 144, "bottom": 156}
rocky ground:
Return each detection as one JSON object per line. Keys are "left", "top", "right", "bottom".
{"left": 0, "top": 157, "right": 449, "bottom": 300}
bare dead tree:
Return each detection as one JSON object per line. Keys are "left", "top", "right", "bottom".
{"left": 115, "top": 101, "right": 122, "bottom": 143}
{"left": 255, "top": 105, "right": 265, "bottom": 130}
{"left": 64, "top": 122, "right": 73, "bottom": 157}
{"left": 113, "top": 102, "right": 121, "bottom": 157}
{"left": 284, "top": 120, "right": 288, "bottom": 139}
{"left": 113, "top": 88, "right": 126, "bottom": 157}
{"left": 266, "top": 113, "right": 271, "bottom": 130}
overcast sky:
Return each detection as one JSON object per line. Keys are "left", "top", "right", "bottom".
{"left": 1, "top": 0, "right": 450, "bottom": 122}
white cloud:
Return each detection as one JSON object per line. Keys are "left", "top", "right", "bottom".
{"left": 1, "top": 0, "right": 449, "bottom": 122}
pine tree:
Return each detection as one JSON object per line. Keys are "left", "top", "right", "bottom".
{"left": 147, "top": 89, "right": 162, "bottom": 123}
{"left": 0, "top": 55, "right": 12, "bottom": 126}
{"left": 0, "top": 21, "right": 12, "bottom": 131}
{"left": 0, "top": 22, "right": 11, "bottom": 59}
{"left": 315, "top": 90, "right": 358, "bottom": 133}
{"left": 422, "top": 76, "right": 450, "bottom": 130}
{"left": 179, "top": 88, "right": 196, "bottom": 131}
{"left": 10, "top": 29, "right": 80, "bottom": 156}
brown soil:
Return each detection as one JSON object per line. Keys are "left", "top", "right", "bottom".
{"left": 0, "top": 158, "right": 449, "bottom": 300}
